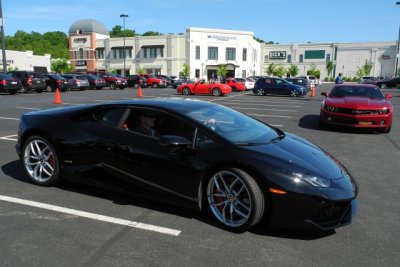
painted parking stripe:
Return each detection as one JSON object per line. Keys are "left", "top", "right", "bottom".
{"left": 221, "top": 99, "right": 305, "bottom": 104}
{"left": 246, "top": 113, "right": 292, "bottom": 118}
{"left": 0, "top": 195, "right": 181, "bottom": 237}
{"left": 224, "top": 102, "right": 302, "bottom": 108}
{"left": 0, "top": 134, "right": 18, "bottom": 141}
{"left": 0, "top": 116, "right": 19, "bottom": 121}
{"left": 16, "top": 107, "right": 41, "bottom": 110}
{"left": 233, "top": 107, "right": 296, "bottom": 112}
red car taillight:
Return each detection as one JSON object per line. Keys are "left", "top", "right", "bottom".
{"left": 0, "top": 79, "right": 6, "bottom": 85}
{"left": 27, "top": 77, "right": 33, "bottom": 85}
{"left": 56, "top": 80, "right": 63, "bottom": 84}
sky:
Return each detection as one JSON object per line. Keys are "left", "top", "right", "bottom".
{"left": 2, "top": 0, "right": 400, "bottom": 44}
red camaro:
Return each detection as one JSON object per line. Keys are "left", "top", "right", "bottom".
{"left": 225, "top": 78, "right": 246, "bottom": 91}
{"left": 177, "top": 79, "right": 231, "bottom": 96}
{"left": 320, "top": 84, "right": 393, "bottom": 133}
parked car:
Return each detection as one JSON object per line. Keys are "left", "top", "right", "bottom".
{"left": 43, "top": 74, "right": 70, "bottom": 92}
{"left": 224, "top": 78, "right": 246, "bottom": 92}
{"left": 252, "top": 77, "right": 306, "bottom": 97}
{"left": 87, "top": 71, "right": 127, "bottom": 89}
{"left": 16, "top": 98, "right": 357, "bottom": 231}
{"left": 297, "top": 75, "right": 321, "bottom": 86}
{"left": 60, "top": 74, "right": 90, "bottom": 91}
{"left": 177, "top": 79, "right": 231, "bottom": 96}
{"left": 285, "top": 77, "right": 310, "bottom": 92}
{"left": 320, "top": 84, "right": 393, "bottom": 133}
{"left": 155, "top": 75, "right": 174, "bottom": 87}
{"left": 0, "top": 73, "right": 22, "bottom": 95}
{"left": 82, "top": 74, "right": 107, "bottom": 90}
{"left": 127, "top": 75, "right": 148, "bottom": 88}
{"left": 8, "top": 70, "right": 46, "bottom": 93}
{"left": 140, "top": 74, "right": 167, "bottom": 88}
{"left": 373, "top": 77, "right": 400, "bottom": 89}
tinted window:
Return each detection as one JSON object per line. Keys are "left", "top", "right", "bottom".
{"left": 95, "top": 108, "right": 128, "bottom": 127}
{"left": 330, "top": 86, "right": 384, "bottom": 99}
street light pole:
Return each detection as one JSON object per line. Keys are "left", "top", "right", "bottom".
{"left": 395, "top": 2, "right": 400, "bottom": 77}
{"left": 120, "top": 14, "right": 128, "bottom": 77}
{"left": 0, "top": 0, "right": 7, "bottom": 72}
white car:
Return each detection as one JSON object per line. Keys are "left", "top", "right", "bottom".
{"left": 237, "top": 78, "right": 256, "bottom": 90}
{"left": 297, "top": 75, "right": 321, "bottom": 86}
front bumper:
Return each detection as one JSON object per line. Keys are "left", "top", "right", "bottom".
{"left": 321, "top": 110, "right": 392, "bottom": 129}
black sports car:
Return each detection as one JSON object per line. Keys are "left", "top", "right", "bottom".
{"left": 16, "top": 98, "right": 358, "bottom": 231}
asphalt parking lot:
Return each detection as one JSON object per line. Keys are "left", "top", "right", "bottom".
{"left": 0, "top": 84, "right": 399, "bottom": 266}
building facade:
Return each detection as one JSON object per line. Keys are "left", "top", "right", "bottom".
{"left": 67, "top": 19, "right": 397, "bottom": 80}
{"left": 0, "top": 50, "right": 51, "bottom": 72}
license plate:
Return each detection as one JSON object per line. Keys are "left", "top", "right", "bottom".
{"left": 359, "top": 121, "right": 372, "bottom": 125}
{"left": 11, "top": 81, "right": 17, "bottom": 84}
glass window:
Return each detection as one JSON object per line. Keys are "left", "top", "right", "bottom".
{"left": 113, "top": 49, "right": 117, "bottom": 59}
{"left": 79, "top": 48, "right": 83, "bottom": 60}
{"left": 119, "top": 49, "right": 124, "bottom": 59}
{"left": 150, "top": 48, "right": 157, "bottom": 58}
{"left": 208, "top": 47, "right": 218, "bottom": 60}
{"left": 243, "top": 48, "right": 247, "bottom": 61}
{"left": 242, "top": 70, "right": 246, "bottom": 78}
{"left": 326, "top": 53, "right": 331, "bottom": 62}
{"left": 226, "top": 47, "right": 236, "bottom": 61}
{"left": 196, "top": 46, "right": 200, "bottom": 60}
{"left": 95, "top": 108, "right": 128, "bottom": 127}
{"left": 299, "top": 54, "right": 304, "bottom": 63}
{"left": 143, "top": 48, "right": 147, "bottom": 58}
{"left": 288, "top": 54, "right": 292, "bottom": 63}
{"left": 160, "top": 47, "right": 164, "bottom": 57}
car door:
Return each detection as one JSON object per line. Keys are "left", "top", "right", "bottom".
{"left": 273, "top": 78, "right": 292, "bottom": 95}
{"left": 84, "top": 106, "right": 200, "bottom": 200}
{"left": 194, "top": 82, "right": 210, "bottom": 94}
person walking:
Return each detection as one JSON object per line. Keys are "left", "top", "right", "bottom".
{"left": 335, "top": 73, "right": 344, "bottom": 84}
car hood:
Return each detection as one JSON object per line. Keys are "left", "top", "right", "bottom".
{"left": 325, "top": 96, "right": 390, "bottom": 109}
{"left": 242, "top": 133, "right": 346, "bottom": 180}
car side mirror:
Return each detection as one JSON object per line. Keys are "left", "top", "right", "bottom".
{"left": 159, "top": 135, "right": 191, "bottom": 147}
{"left": 385, "top": 94, "right": 392, "bottom": 99}
{"left": 321, "top": 92, "right": 327, "bottom": 96}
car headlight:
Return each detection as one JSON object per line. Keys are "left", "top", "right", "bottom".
{"left": 378, "top": 107, "right": 389, "bottom": 114}
{"left": 292, "top": 172, "right": 331, "bottom": 188}
{"left": 325, "top": 105, "right": 338, "bottom": 112}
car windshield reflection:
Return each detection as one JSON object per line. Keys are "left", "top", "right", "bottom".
{"left": 186, "top": 104, "right": 278, "bottom": 144}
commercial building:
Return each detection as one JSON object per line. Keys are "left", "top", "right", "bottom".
{"left": 0, "top": 50, "right": 51, "bottom": 72}
{"left": 67, "top": 18, "right": 397, "bottom": 80}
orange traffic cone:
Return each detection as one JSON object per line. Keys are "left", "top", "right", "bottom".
{"left": 137, "top": 85, "right": 143, "bottom": 97}
{"left": 311, "top": 85, "right": 315, "bottom": 97}
{"left": 53, "top": 88, "right": 62, "bottom": 104}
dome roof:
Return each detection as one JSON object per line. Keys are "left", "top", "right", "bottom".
{"left": 68, "top": 19, "right": 109, "bottom": 36}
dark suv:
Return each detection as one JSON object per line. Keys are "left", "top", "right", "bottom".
{"left": 127, "top": 75, "right": 148, "bottom": 88}
{"left": 253, "top": 77, "right": 306, "bottom": 97}
{"left": 284, "top": 77, "right": 310, "bottom": 92}
{"left": 8, "top": 71, "right": 46, "bottom": 93}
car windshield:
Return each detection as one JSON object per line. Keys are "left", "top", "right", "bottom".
{"left": 330, "top": 86, "right": 384, "bottom": 99}
{"left": 186, "top": 104, "right": 280, "bottom": 145}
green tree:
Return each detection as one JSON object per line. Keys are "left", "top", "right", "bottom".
{"left": 265, "top": 63, "right": 276, "bottom": 75}
{"left": 138, "top": 67, "right": 145, "bottom": 74}
{"left": 51, "top": 58, "right": 72, "bottom": 74}
{"left": 182, "top": 63, "right": 190, "bottom": 78}
{"left": 307, "top": 64, "right": 320, "bottom": 78}
{"left": 362, "top": 60, "right": 373, "bottom": 76}
{"left": 142, "top": 31, "right": 164, "bottom": 36}
{"left": 216, "top": 65, "right": 228, "bottom": 79}
{"left": 326, "top": 60, "right": 334, "bottom": 78}
{"left": 287, "top": 65, "right": 299, "bottom": 77}
{"left": 273, "top": 65, "right": 286, "bottom": 77}
{"left": 110, "top": 25, "right": 136, "bottom": 38}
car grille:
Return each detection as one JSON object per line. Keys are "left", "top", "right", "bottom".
{"left": 337, "top": 108, "right": 385, "bottom": 115}
{"left": 310, "top": 201, "right": 351, "bottom": 227}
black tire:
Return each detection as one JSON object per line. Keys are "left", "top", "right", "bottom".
{"left": 9, "top": 90, "right": 17, "bottom": 95}
{"left": 152, "top": 83, "right": 159, "bottom": 88}
{"left": 21, "top": 135, "right": 61, "bottom": 186}
{"left": 212, "top": 88, "right": 221, "bottom": 96}
{"left": 45, "top": 85, "right": 53, "bottom": 92}
{"left": 231, "top": 86, "right": 237, "bottom": 92}
{"left": 319, "top": 119, "right": 326, "bottom": 130}
{"left": 205, "top": 168, "right": 265, "bottom": 231}
{"left": 380, "top": 83, "right": 387, "bottom": 89}
{"left": 96, "top": 87, "right": 103, "bottom": 90}
{"left": 182, "top": 87, "right": 191, "bottom": 95}
{"left": 20, "top": 85, "right": 28, "bottom": 93}
{"left": 36, "top": 89, "right": 43, "bottom": 93}
{"left": 110, "top": 83, "right": 117, "bottom": 90}
{"left": 381, "top": 125, "right": 391, "bottom": 133}
{"left": 255, "top": 88, "right": 265, "bottom": 96}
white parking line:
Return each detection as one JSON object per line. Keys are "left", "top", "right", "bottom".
{"left": 0, "top": 195, "right": 181, "bottom": 237}
{"left": 247, "top": 114, "right": 292, "bottom": 118}
{"left": 16, "top": 107, "right": 41, "bottom": 110}
{"left": 233, "top": 107, "right": 296, "bottom": 112}
{"left": 0, "top": 116, "right": 19, "bottom": 121}
{"left": 222, "top": 99, "right": 305, "bottom": 104}
{"left": 0, "top": 134, "right": 18, "bottom": 141}
{"left": 224, "top": 102, "right": 302, "bottom": 108}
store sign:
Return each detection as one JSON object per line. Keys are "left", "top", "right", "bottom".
{"left": 76, "top": 61, "right": 86, "bottom": 66}
{"left": 207, "top": 34, "right": 237, "bottom": 42}
{"left": 73, "top": 37, "right": 87, "bottom": 43}
{"left": 381, "top": 55, "right": 390, "bottom": 60}
{"left": 269, "top": 51, "right": 286, "bottom": 59}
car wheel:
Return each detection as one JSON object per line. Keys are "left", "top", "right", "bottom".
{"left": 36, "top": 89, "right": 43, "bottom": 93}
{"left": 380, "top": 83, "right": 387, "bottom": 89}
{"left": 212, "top": 88, "right": 221, "bottom": 96}
{"left": 182, "top": 87, "right": 191, "bottom": 95}
{"left": 290, "top": 90, "right": 299, "bottom": 97}
{"left": 22, "top": 136, "right": 60, "bottom": 186}
{"left": 256, "top": 88, "right": 265, "bottom": 96}
{"left": 96, "top": 87, "right": 103, "bottom": 90}
{"left": 206, "top": 168, "right": 265, "bottom": 231}
{"left": 319, "top": 118, "right": 326, "bottom": 130}
{"left": 152, "top": 83, "right": 159, "bottom": 88}
{"left": 45, "top": 85, "right": 53, "bottom": 92}
{"left": 110, "top": 83, "right": 117, "bottom": 90}
{"left": 20, "top": 85, "right": 27, "bottom": 93}
{"left": 381, "top": 125, "right": 391, "bottom": 133}
{"left": 9, "top": 90, "right": 16, "bottom": 95}
{"left": 231, "top": 86, "right": 237, "bottom": 92}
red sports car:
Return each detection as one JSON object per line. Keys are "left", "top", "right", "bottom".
{"left": 320, "top": 84, "right": 393, "bottom": 133}
{"left": 225, "top": 78, "right": 246, "bottom": 91}
{"left": 177, "top": 79, "right": 231, "bottom": 96}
